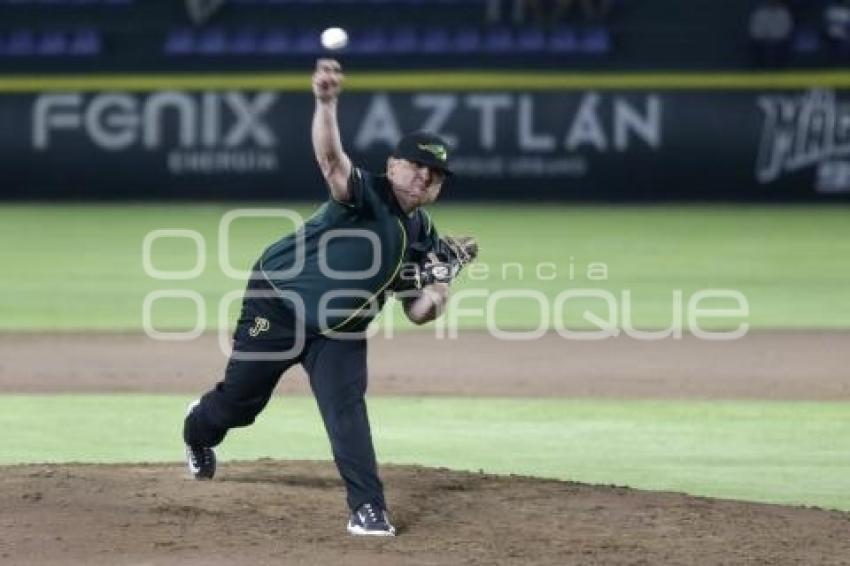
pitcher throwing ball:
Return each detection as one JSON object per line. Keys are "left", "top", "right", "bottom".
{"left": 183, "top": 58, "right": 478, "bottom": 536}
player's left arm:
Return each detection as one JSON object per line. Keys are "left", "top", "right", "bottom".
{"left": 402, "top": 282, "right": 450, "bottom": 325}
{"left": 399, "top": 213, "right": 478, "bottom": 325}
{"left": 400, "top": 237, "right": 478, "bottom": 324}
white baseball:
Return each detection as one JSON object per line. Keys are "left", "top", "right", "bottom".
{"left": 320, "top": 27, "right": 348, "bottom": 50}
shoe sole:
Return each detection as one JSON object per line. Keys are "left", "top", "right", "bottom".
{"left": 347, "top": 522, "right": 396, "bottom": 537}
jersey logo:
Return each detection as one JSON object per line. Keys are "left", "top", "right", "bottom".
{"left": 249, "top": 316, "right": 270, "bottom": 337}
{"left": 418, "top": 143, "right": 447, "bottom": 162}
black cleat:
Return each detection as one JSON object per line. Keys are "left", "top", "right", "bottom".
{"left": 185, "top": 443, "right": 216, "bottom": 480}
{"left": 347, "top": 503, "right": 396, "bottom": 537}
{"left": 185, "top": 400, "right": 216, "bottom": 480}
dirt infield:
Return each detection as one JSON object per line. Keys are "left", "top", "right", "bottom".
{"left": 2, "top": 330, "right": 849, "bottom": 399}
{"left": 4, "top": 461, "right": 850, "bottom": 566}
{"left": 2, "top": 331, "right": 849, "bottom": 564}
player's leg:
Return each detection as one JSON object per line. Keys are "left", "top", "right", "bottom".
{"left": 184, "top": 277, "right": 304, "bottom": 478}
{"left": 301, "top": 336, "right": 394, "bottom": 535}
{"left": 184, "top": 351, "right": 297, "bottom": 447}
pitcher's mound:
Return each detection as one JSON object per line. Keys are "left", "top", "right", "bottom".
{"left": 3, "top": 460, "right": 849, "bottom": 565}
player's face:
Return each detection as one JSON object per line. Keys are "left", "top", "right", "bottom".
{"left": 387, "top": 158, "right": 444, "bottom": 212}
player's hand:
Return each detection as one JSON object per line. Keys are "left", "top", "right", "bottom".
{"left": 313, "top": 58, "right": 344, "bottom": 103}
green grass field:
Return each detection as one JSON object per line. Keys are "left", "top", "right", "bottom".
{"left": 2, "top": 395, "right": 848, "bottom": 511}
{"left": 1, "top": 203, "right": 849, "bottom": 330}
{"left": 2, "top": 204, "right": 849, "bottom": 511}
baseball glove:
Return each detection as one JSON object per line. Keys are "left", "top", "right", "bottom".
{"left": 417, "top": 235, "right": 479, "bottom": 287}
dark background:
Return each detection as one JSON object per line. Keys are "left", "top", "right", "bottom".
{"left": 1, "top": 0, "right": 848, "bottom": 201}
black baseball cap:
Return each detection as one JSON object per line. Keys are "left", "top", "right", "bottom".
{"left": 392, "top": 131, "right": 453, "bottom": 176}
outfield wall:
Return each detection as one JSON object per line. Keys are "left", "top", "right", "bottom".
{"left": 3, "top": 72, "right": 850, "bottom": 201}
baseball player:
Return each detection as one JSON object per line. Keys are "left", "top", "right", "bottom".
{"left": 183, "top": 58, "right": 477, "bottom": 537}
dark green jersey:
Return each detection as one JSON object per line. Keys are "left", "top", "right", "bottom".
{"left": 258, "top": 166, "right": 440, "bottom": 334}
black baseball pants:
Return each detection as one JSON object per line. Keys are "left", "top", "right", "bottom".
{"left": 183, "top": 276, "right": 386, "bottom": 513}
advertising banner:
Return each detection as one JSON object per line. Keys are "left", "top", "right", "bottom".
{"left": 2, "top": 85, "right": 849, "bottom": 200}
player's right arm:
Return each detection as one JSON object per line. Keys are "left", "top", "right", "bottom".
{"left": 311, "top": 58, "right": 353, "bottom": 203}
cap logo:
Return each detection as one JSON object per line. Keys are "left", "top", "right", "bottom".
{"left": 417, "top": 143, "right": 447, "bottom": 162}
